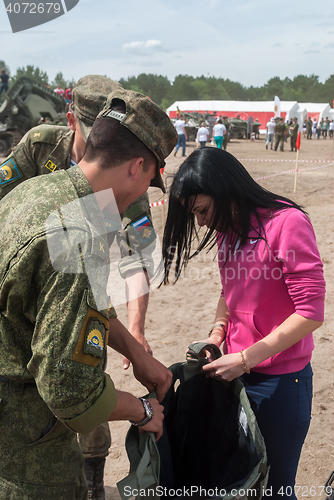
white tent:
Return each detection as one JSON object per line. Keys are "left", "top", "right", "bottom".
{"left": 297, "top": 103, "right": 332, "bottom": 123}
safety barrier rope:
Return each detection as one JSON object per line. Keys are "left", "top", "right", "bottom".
{"left": 239, "top": 158, "right": 329, "bottom": 163}
{"left": 149, "top": 161, "right": 334, "bottom": 208}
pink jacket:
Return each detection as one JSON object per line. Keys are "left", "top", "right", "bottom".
{"left": 217, "top": 207, "right": 325, "bottom": 375}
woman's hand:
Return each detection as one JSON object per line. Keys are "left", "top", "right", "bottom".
{"left": 202, "top": 352, "right": 245, "bottom": 381}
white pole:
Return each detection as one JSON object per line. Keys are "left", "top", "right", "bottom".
{"left": 293, "top": 148, "right": 300, "bottom": 193}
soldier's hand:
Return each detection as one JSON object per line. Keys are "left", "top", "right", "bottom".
{"left": 123, "top": 334, "right": 153, "bottom": 370}
{"left": 139, "top": 398, "right": 165, "bottom": 441}
{"left": 132, "top": 352, "right": 172, "bottom": 403}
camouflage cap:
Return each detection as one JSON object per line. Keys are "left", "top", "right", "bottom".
{"left": 72, "top": 75, "right": 122, "bottom": 141}
{"left": 97, "top": 89, "right": 178, "bottom": 192}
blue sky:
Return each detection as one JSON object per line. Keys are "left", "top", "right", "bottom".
{"left": 1, "top": 0, "right": 334, "bottom": 87}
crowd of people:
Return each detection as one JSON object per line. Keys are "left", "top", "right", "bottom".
{"left": 0, "top": 75, "right": 327, "bottom": 500}
{"left": 266, "top": 115, "right": 334, "bottom": 153}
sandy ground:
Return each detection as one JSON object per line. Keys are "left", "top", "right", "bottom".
{"left": 104, "top": 134, "right": 334, "bottom": 499}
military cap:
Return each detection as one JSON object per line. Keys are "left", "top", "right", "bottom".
{"left": 72, "top": 75, "right": 122, "bottom": 141}
{"left": 97, "top": 89, "right": 178, "bottom": 192}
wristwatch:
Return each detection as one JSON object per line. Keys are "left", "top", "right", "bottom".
{"left": 129, "top": 397, "right": 154, "bottom": 427}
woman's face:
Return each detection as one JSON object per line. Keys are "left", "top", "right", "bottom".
{"left": 189, "top": 194, "right": 215, "bottom": 229}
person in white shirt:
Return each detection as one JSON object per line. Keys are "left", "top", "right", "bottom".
{"left": 211, "top": 119, "right": 226, "bottom": 149}
{"left": 329, "top": 120, "right": 334, "bottom": 139}
{"left": 174, "top": 114, "right": 188, "bottom": 157}
{"left": 196, "top": 122, "right": 210, "bottom": 148}
{"left": 266, "top": 117, "right": 276, "bottom": 150}
{"left": 312, "top": 119, "right": 318, "bottom": 139}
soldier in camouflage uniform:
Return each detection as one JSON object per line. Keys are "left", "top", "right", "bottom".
{"left": 0, "top": 88, "right": 177, "bottom": 499}
{"left": 289, "top": 117, "right": 299, "bottom": 152}
{"left": 274, "top": 117, "right": 286, "bottom": 152}
{"left": 306, "top": 117, "right": 313, "bottom": 139}
{"left": 222, "top": 116, "right": 230, "bottom": 150}
{"left": 0, "top": 76, "right": 168, "bottom": 500}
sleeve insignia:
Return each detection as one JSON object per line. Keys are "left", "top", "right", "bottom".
{"left": 0, "top": 159, "right": 21, "bottom": 185}
{"left": 131, "top": 215, "right": 154, "bottom": 243}
{"left": 45, "top": 160, "right": 57, "bottom": 172}
{"left": 72, "top": 308, "right": 109, "bottom": 366}
{"left": 83, "top": 317, "right": 106, "bottom": 358}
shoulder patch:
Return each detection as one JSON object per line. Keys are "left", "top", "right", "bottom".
{"left": 30, "top": 126, "right": 56, "bottom": 145}
{"left": 131, "top": 215, "right": 154, "bottom": 243}
{"left": 0, "top": 158, "right": 21, "bottom": 185}
{"left": 72, "top": 307, "right": 109, "bottom": 366}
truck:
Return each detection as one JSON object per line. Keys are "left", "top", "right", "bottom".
{"left": 0, "top": 77, "right": 65, "bottom": 156}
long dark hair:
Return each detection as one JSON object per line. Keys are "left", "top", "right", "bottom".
{"left": 163, "top": 147, "right": 306, "bottom": 282}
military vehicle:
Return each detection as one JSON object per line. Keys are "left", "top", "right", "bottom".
{"left": 0, "top": 77, "right": 65, "bottom": 156}
{"left": 228, "top": 117, "right": 261, "bottom": 139}
{"left": 171, "top": 111, "right": 261, "bottom": 142}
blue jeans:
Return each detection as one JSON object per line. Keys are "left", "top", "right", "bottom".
{"left": 241, "top": 363, "right": 313, "bottom": 500}
{"left": 175, "top": 134, "right": 186, "bottom": 155}
{"left": 0, "top": 83, "right": 8, "bottom": 97}
{"left": 266, "top": 133, "right": 274, "bottom": 149}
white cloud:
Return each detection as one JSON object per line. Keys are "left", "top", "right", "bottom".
{"left": 122, "top": 39, "right": 171, "bottom": 55}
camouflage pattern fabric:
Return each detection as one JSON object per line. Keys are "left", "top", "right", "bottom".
{"left": 0, "top": 122, "right": 157, "bottom": 464}
{"left": 72, "top": 75, "right": 122, "bottom": 141}
{"left": 0, "top": 124, "right": 74, "bottom": 199}
{"left": 98, "top": 88, "right": 178, "bottom": 186}
{"left": 78, "top": 421, "right": 111, "bottom": 459}
{"left": 0, "top": 124, "right": 157, "bottom": 271}
{"left": 0, "top": 166, "right": 118, "bottom": 498}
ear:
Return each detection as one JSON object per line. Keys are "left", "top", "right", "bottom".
{"left": 128, "top": 157, "right": 145, "bottom": 181}
{"left": 67, "top": 110, "right": 76, "bottom": 131}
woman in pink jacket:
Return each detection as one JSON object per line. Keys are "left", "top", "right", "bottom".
{"left": 162, "top": 147, "right": 325, "bottom": 500}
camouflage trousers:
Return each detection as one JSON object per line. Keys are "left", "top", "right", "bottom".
{"left": 0, "top": 381, "right": 88, "bottom": 500}
{"left": 78, "top": 421, "right": 111, "bottom": 459}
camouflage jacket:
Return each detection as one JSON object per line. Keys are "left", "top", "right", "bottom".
{"left": 290, "top": 122, "right": 299, "bottom": 138}
{"left": 276, "top": 121, "right": 286, "bottom": 135}
{"left": 0, "top": 124, "right": 156, "bottom": 278}
{"left": 0, "top": 166, "right": 117, "bottom": 495}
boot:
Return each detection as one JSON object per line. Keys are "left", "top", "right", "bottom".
{"left": 84, "top": 457, "right": 106, "bottom": 500}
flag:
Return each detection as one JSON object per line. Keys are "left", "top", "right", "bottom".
{"left": 296, "top": 131, "right": 301, "bottom": 150}
{"left": 274, "top": 96, "right": 281, "bottom": 117}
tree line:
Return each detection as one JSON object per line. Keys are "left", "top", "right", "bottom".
{"left": 1, "top": 60, "right": 333, "bottom": 111}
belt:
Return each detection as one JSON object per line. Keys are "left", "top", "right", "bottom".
{"left": 0, "top": 375, "right": 10, "bottom": 383}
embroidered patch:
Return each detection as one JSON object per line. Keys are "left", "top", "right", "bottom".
{"left": 0, "top": 159, "right": 21, "bottom": 185}
{"left": 45, "top": 160, "right": 57, "bottom": 172}
{"left": 132, "top": 216, "right": 154, "bottom": 243}
{"left": 72, "top": 308, "right": 109, "bottom": 366}
{"left": 84, "top": 318, "right": 106, "bottom": 358}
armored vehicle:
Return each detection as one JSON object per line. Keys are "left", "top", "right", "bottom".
{"left": 228, "top": 117, "right": 261, "bottom": 139}
{"left": 0, "top": 77, "right": 65, "bottom": 156}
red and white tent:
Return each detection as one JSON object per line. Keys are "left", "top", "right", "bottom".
{"left": 297, "top": 103, "right": 332, "bottom": 123}
{"left": 166, "top": 100, "right": 301, "bottom": 132}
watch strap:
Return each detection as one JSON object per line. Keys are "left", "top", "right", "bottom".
{"left": 129, "top": 397, "right": 154, "bottom": 427}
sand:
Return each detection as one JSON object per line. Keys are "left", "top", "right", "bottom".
{"left": 104, "top": 134, "right": 334, "bottom": 499}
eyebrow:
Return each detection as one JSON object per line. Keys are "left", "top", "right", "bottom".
{"left": 192, "top": 203, "right": 205, "bottom": 212}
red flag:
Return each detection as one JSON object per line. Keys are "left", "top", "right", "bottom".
{"left": 296, "top": 131, "right": 301, "bottom": 150}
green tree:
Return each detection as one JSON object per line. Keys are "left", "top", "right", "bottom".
{"left": 321, "top": 74, "right": 334, "bottom": 106}
{"left": 51, "top": 72, "right": 73, "bottom": 91}
{"left": 0, "top": 60, "right": 10, "bottom": 76}
{"left": 119, "top": 73, "right": 171, "bottom": 107}
{"left": 11, "top": 65, "right": 49, "bottom": 86}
